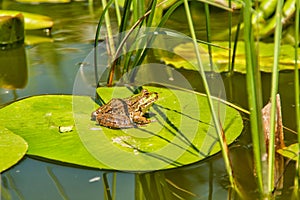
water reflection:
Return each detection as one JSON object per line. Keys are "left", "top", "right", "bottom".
{"left": 0, "top": 45, "right": 27, "bottom": 90}
{"left": 0, "top": 44, "right": 27, "bottom": 104}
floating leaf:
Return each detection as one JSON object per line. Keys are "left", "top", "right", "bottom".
{"left": 0, "top": 127, "right": 28, "bottom": 172}
{"left": 0, "top": 95, "right": 102, "bottom": 169}
{"left": 74, "top": 86, "right": 243, "bottom": 170}
{"left": 25, "top": 35, "right": 53, "bottom": 45}
{"left": 162, "top": 41, "right": 300, "bottom": 73}
{"left": 0, "top": 10, "right": 53, "bottom": 30}
{"left": 15, "top": 0, "right": 70, "bottom": 3}
{"left": 0, "top": 87, "right": 243, "bottom": 171}
{"left": 277, "top": 143, "right": 299, "bottom": 160}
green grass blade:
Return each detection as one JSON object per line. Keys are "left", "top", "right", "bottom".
{"left": 158, "top": 1, "right": 183, "bottom": 27}
{"left": 127, "top": 1, "right": 182, "bottom": 70}
{"left": 134, "top": 0, "right": 184, "bottom": 67}
{"left": 146, "top": 0, "right": 157, "bottom": 27}
{"left": 132, "top": 0, "right": 145, "bottom": 23}
{"left": 46, "top": 167, "right": 69, "bottom": 200}
{"left": 204, "top": 3, "right": 213, "bottom": 71}
{"left": 114, "top": 0, "right": 121, "bottom": 26}
{"left": 243, "top": 0, "right": 267, "bottom": 195}
{"left": 231, "top": 12, "right": 243, "bottom": 74}
{"left": 112, "top": 173, "right": 117, "bottom": 200}
{"left": 125, "top": 0, "right": 157, "bottom": 71}
{"left": 94, "top": 0, "right": 114, "bottom": 47}
{"left": 94, "top": 0, "right": 115, "bottom": 86}
{"left": 267, "top": 0, "right": 284, "bottom": 193}
{"left": 101, "top": 0, "right": 116, "bottom": 56}
{"left": 183, "top": 0, "right": 236, "bottom": 190}
{"left": 294, "top": 0, "right": 300, "bottom": 192}
{"left": 102, "top": 173, "right": 113, "bottom": 200}
{"left": 119, "top": 0, "right": 133, "bottom": 33}
{"left": 227, "top": 0, "right": 232, "bottom": 73}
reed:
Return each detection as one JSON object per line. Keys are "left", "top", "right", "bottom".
{"left": 267, "top": 0, "right": 284, "bottom": 193}
{"left": 243, "top": 0, "right": 267, "bottom": 195}
{"left": 182, "top": 0, "right": 238, "bottom": 192}
{"left": 294, "top": 0, "right": 300, "bottom": 194}
{"left": 203, "top": 3, "right": 213, "bottom": 71}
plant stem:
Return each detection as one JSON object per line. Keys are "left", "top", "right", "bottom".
{"left": 114, "top": 0, "right": 121, "bottom": 26}
{"left": 294, "top": 0, "right": 300, "bottom": 192}
{"left": 204, "top": 3, "right": 213, "bottom": 71}
{"left": 102, "top": 173, "right": 113, "bottom": 200}
{"left": 183, "top": 0, "right": 236, "bottom": 190}
{"left": 94, "top": 0, "right": 114, "bottom": 86}
{"left": 227, "top": 0, "right": 232, "bottom": 73}
{"left": 268, "top": 0, "right": 284, "bottom": 193}
{"left": 112, "top": 172, "right": 117, "bottom": 200}
{"left": 101, "top": 0, "right": 116, "bottom": 57}
{"left": 243, "top": 0, "right": 267, "bottom": 195}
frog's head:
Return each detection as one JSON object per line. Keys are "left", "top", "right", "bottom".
{"left": 137, "top": 89, "right": 158, "bottom": 113}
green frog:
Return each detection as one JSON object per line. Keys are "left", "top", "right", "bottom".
{"left": 91, "top": 89, "right": 158, "bottom": 129}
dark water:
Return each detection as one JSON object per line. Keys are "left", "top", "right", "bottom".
{"left": 0, "top": 1, "right": 299, "bottom": 199}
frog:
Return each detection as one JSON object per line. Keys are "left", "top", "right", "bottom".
{"left": 91, "top": 89, "right": 158, "bottom": 129}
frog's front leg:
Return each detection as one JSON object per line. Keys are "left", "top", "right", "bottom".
{"left": 132, "top": 115, "right": 151, "bottom": 125}
{"left": 96, "top": 113, "right": 135, "bottom": 129}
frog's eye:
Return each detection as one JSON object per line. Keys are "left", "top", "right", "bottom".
{"left": 142, "top": 89, "right": 149, "bottom": 95}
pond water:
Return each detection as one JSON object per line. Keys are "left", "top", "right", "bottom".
{"left": 0, "top": 1, "right": 298, "bottom": 199}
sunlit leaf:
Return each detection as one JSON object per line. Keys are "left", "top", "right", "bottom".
{"left": 0, "top": 127, "right": 28, "bottom": 172}
{"left": 73, "top": 86, "right": 244, "bottom": 171}
{"left": 0, "top": 87, "right": 243, "bottom": 171}
{"left": 162, "top": 41, "right": 300, "bottom": 73}
{"left": 277, "top": 143, "right": 299, "bottom": 160}
{"left": 0, "top": 95, "right": 102, "bottom": 169}
{"left": 25, "top": 35, "right": 53, "bottom": 45}
{"left": 0, "top": 10, "right": 53, "bottom": 30}
{"left": 15, "top": 0, "right": 70, "bottom": 3}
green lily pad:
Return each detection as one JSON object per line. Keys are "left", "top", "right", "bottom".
{"left": 15, "top": 0, "right": 71, "bottom": 3}
{"left": 162, "top": 41, "right": 300, "bottom": 73}
{"left": 0, "top": 95, "right": 102, "bottom": 169}
{"left": 0, "top": 127, "right": 28, "bottom": 173}
{"left": 277, "top": 143, "right": 299, "bottom": 160}
{"left": 25, "top": 35, "right": 53, "bottom": 45}
{"left": 74, "top": 86, "right": 243, "bottom": 170}
{"left": 0, "top": 86, "right": 243, "bottom": 171}
{"left": 0, "top": 10, "right": 53, "bottom": 30}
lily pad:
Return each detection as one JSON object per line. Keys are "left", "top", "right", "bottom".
{"left": 0, "top": 10, "right": 53, "bottom": 30}
{"left": 0, "top": 127, "right": 28, "bottom": 173}
{"left": 277, "top": 143, "right": 299, "bottom": 160}
{"left": 162, "top": 41, "right": 300, "bottom": 73}
{"left": 25, "top": 35, "right": 53, "bottom": 45}
{"left": 0, "top": 87, "right": 243, "bottom": 171}
{"left": 0, "top": 95, "right": 103, "bottom": 169}
{"left": 74, "top": 86, "right": 243, "bottom": 170}
{"left": 15, "top": 0, "right": 71, "bottom": 3}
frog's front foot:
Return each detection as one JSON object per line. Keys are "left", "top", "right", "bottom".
{"left": 91, "top": 111, "right": 98, "bottom": 121}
